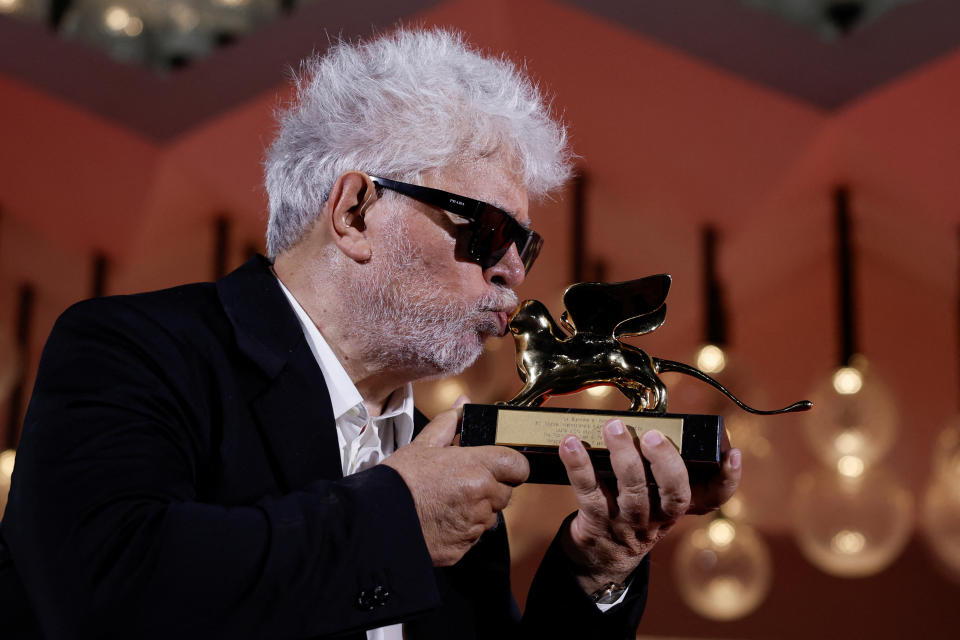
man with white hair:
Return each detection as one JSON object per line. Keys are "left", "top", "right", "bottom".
{"left": 0, "top": 29, "right": 740, "bottom": 639}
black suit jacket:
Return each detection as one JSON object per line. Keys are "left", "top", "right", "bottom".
{"left": 0, "top": 255, "right": 648, "bottom": 639}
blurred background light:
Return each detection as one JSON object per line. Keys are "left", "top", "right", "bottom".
{"left": 793, "top": 465, "right": 913, "bottom": 578}
{"left": 803, "top": 358, "right": 898, "bottom": 468}
{"left": 696, "top": 343, "right": 727, "bottom": 374}
{"left": 674, "top": 515, "right": 772, "bottom": 620}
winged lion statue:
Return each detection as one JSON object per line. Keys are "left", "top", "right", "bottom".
{"left": 505, "top": 275, "right": 811, "bottom": 416}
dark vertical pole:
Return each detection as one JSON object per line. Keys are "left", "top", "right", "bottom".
{"left": 213, "top": 216, "right": 230, "bottom": 280}
{"left": 571, "top": 172, "right": 587, "bottom": 283}
{"left": 6, "top": 284, "right": 35, "bottom": 450}
{"left": 702, "top": 225, "right": 727, "bottom": 346}
{"left": 956, "top": 226, "right": 960, "bottom": 411}
{"left": 835, "top": 187, "right": 856, "bottom": 366}
{"left": 592, "top": 260, "right": 607, "bottom": 284}
{"left": 91, "top": 252, "right": 109, "bottom": 298}
{"left": 49, "top": 0, "right": 71, "bottom": 29}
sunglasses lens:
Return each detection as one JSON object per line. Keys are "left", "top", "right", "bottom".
{"left": 520, "top": 233, "right": 543, "bottom": 273}
{"left": 472, "top": 206, "right": 541, "bottom": 273}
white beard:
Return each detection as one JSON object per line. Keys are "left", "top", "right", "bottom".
{"left": 335, "top": 217, "right": 517, "bottom": 379}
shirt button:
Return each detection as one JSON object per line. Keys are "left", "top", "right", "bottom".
{"left": 356, "top": 590, "right": 375, "bottom": 611}
{"left": 356, "top": 585, "right": 390, "bottom": 611}
{"left": 372, "top": 585, "right": 390, "bottom": 606}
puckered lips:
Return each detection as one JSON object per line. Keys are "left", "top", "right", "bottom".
{"left": 495, "top": 310, "right": 510, "bottom": 336}
{"left": 480, "top": 306, "right": 515, "bottom": 337}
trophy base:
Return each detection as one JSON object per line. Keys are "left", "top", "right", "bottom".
{"left": 459, "top": 404, "right": 723, "bottom": 485}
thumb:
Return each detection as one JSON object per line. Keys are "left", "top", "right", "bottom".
{"left": 414, "top": 404, "right": 465, "bottom": 447}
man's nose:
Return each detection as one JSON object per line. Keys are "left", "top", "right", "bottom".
{"left": 483, "top": 244, "right": 525, "bottom": 289}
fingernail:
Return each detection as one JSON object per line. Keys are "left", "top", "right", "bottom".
{"left": 563, "top": 435, "right": 582, "bottom": 452}
{"left": 606, "top": 419, "right": 625, "bottom": 436}
{"left": 453, "top": 395, "right": 471, "bottom": 409}
{"left": 729, "top": 448, "right": 742, "bottom": 470}
{"left": 642, "top": 430, "right": 663, "bottom": 446}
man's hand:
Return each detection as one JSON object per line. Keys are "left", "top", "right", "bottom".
{"left": 558, "top": 419, "right": 741, "bottom": 594}
{"left": 382, "top": 399, "right": 530, "bottom": 567}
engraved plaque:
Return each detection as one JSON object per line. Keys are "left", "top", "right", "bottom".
{"left": 494, "top": 408, "right": 683, "bottom": 450}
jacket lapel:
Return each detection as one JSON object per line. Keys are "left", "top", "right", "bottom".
{"left": 216, "top": 255, "right": 343, "bottom": 491}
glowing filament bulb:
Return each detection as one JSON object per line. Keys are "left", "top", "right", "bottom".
{"left": 697, "top": 344, "right": 727, "bottom": 374}
{"left": 832, "top": 366, "right": 863, "bottom": 395}
{"left": 708, "top": 518, "right": 736, "bottom": 547}
{"left": 837, "top": 455, "right": 865, "bottom": 478}
{"left": 831, "top": 529, "right": 866, "bottom": 555}
{"left": 834, "top": 429, "right": 863, "bottom": 454}
{"left": 104, "top": 6, "right": 131, "bottom": 31}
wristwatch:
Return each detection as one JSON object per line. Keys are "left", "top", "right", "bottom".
{"left": 590, "top": 580, "right": 629, "bottom": 605}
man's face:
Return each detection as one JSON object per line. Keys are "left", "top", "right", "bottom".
{"left": 347, "top": 154, "right": 531, "bottom": 379}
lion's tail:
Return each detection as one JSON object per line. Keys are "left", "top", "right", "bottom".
{"left": 653, "top": 358, "right": 812, "bottom": 415}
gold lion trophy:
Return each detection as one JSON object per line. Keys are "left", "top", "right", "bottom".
{"left": 459, "top": 275, "right": 812, "bottom": 484}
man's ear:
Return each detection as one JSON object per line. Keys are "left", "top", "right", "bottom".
{"left": 326, "top": 171, "right": 377, "bottom": 263}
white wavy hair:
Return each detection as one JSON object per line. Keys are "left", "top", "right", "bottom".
{"left": 264, "top": 28, "right": 573, "bottom": 257}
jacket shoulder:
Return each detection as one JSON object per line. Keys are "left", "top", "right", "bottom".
{"left": 54, "top": 282, "right": 230, "bottom": 352}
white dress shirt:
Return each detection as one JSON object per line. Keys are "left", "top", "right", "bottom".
{"left": 277, "top": 278, "right": 411, "bottom": 640}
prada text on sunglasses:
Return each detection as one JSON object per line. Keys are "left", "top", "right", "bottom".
{"left": 369, "top": 175, "right": 543, "bottom": 273}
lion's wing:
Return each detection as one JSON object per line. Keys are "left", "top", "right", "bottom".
{"left": 561, "top": 275, "right": 671, "bottom": 337}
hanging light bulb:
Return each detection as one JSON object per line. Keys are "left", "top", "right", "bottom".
{"left": 792, "top": 463, "right": 913, "bottom": 577}
{"left": 696, "top": 343, "right": 727, "bottom": 375}
{"left": 668, "top": 225, "right": 759, "bottom": 416}
{"left": 668, "top": 346, "right": 768, "bottom": 419}
{"left": 803, "top": 189, "right": 899, "bottom": 467}
{"left": 673, "top": 514, "right": 772, "bottom": 620}
{"left": 696, "top": 226, "right": 729, "bottom": 377}
{"left": 803, "top": 356, "right": 898, "bottom": 468}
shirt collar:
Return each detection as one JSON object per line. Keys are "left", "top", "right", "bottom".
{"left": 274, "top": 275, "right": 415, "bottom": 427}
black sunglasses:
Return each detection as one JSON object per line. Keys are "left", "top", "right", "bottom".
{"left": 368, "top": 175, "right": 543, "bottom": 273}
